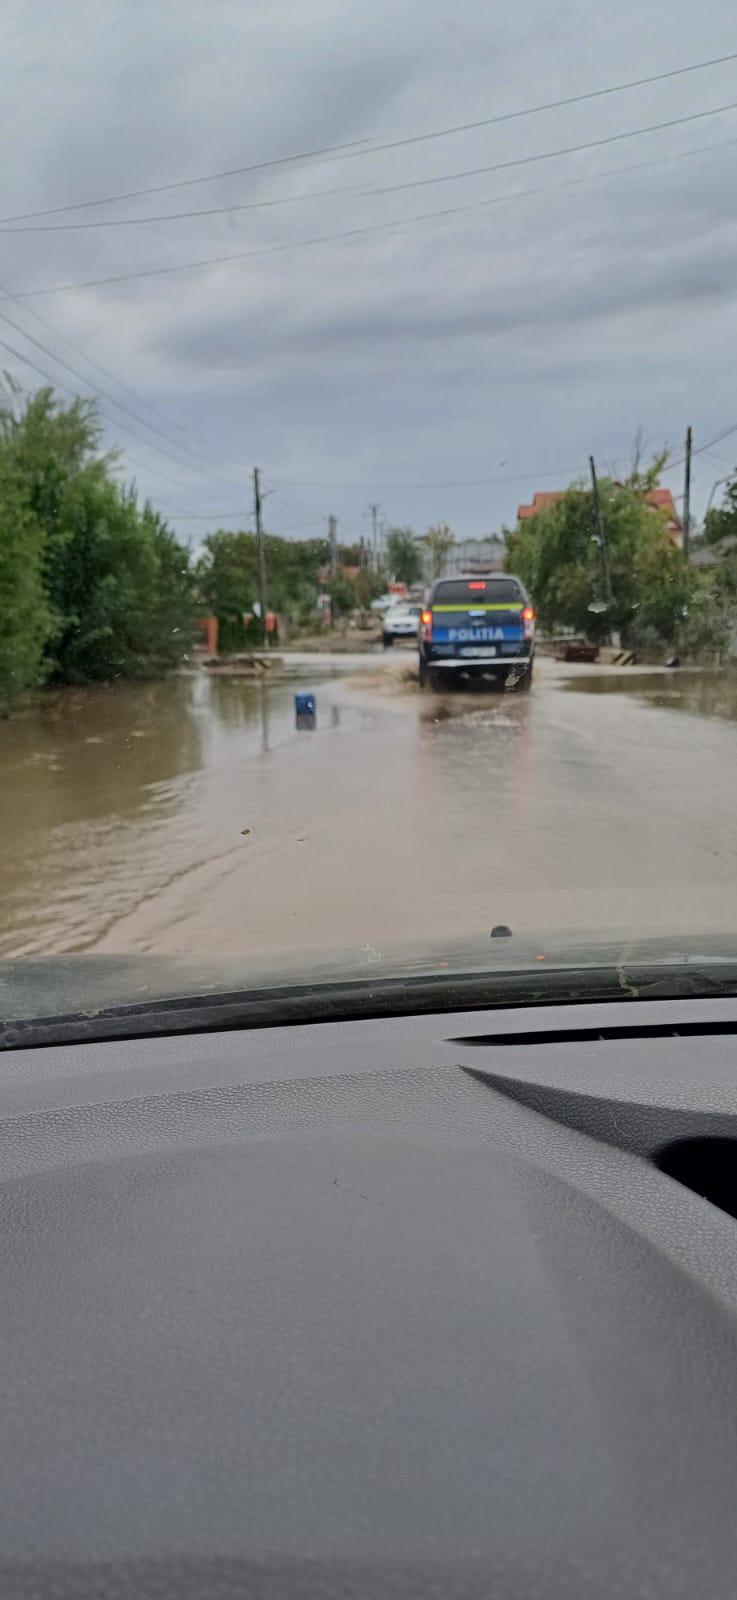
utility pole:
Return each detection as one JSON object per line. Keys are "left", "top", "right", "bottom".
{"left": 589, "top": 455, "right": 618, "bottom": 645}
{"left": 368, "top": 503, "right": 380, "bottom": 569}
{"left": 379, "top": 515, "right": 388, "bottom": 569}
{"left": 253, "top": 465, "right": 269, "bottom": 650}
{"left": 683, "top": 425, "right": 692, "bottom": 562}
{"left": 328, "top": 514, "right": 338, "bottom": 628}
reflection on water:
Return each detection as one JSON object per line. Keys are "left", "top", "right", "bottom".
{"left": 564, "top": 669, "right": 737, "bottom": 723}
{"left": 0, "top": 672, "right": 349, "bottom": 958}
{"left": 5, "top": 658, "right": 736, "bottom": 969}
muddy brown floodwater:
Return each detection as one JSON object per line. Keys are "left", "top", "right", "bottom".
{"left": 1, "top": 654, "right": 737, "bottom": 965}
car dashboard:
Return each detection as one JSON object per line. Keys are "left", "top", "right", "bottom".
{"left": 2, "top": 995, "right": 737, "bottom": 1598}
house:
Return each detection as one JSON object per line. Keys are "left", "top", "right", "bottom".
{"left": 419, "top": 536, "right": 506, "bottom": 585}
{"left": 443, "top": 536, "right": 506, "bottom": 576}
{"left": 517, "top": 486, "right": 683, "bottom": 547}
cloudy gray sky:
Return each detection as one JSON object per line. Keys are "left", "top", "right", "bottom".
{"left": 2, "top": 0, "right": 736, "bottom": 544}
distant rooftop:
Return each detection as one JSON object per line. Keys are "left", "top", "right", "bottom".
{"left": 430, "top": 535, "right": 506, "bottom": 582}
{"left": 517, "top": 486, "right": 683, "bottom": 546}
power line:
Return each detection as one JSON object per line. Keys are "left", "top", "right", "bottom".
{"left": 268, "top": 465, "right": 588, "bottom": 490}
{"left": 0, "top": 280, "right": 241, "bottom": 482}
{"left": 2, "top": 48, "right": 736, "bottom": 226}
{"left": 701, "top": 449, "right": 734, "bottom": 468}
{"left": 0, "top": 331, "right": 210, "bottom": 492}
{"left": 268, "top": 516, "right": 325, "bottom": 533}
{"left": 263, "top": 481, "right": 326, "bottom": 522}
{"left": 7, "top": 118, "right": 736, "bottom": 303}
{"left": 666, "top": 420, "right": 737, "bottom": 474}
{"left": 0, "top": 279, "right": 250, "bottom": 496}
{"left": 164, "top": 509, "right": 324, "bottom": 531}
{"left": 162, "top": 510, "right": 247, "bottom": 520}
{"left": 0, "top": 278, "right": 239, "bottom": 471}
{"left": 0, "top": 327, "right": 246, "bottom": 496}
{"left": 5, "top": 98, "right": 737, "bottom": 234}
{"left": 0, "top": 296, "right": 244, "bottom": 488}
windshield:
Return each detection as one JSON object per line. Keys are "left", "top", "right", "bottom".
{"left": 2, "top": 9, "right": 737, "bottom": 1028}
{"left": 432, "top": 580, "right": 524, "bottom": 605}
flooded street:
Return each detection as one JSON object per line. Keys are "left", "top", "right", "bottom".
{"left": 2, "top": 654, "right": 737, "bottom": 964}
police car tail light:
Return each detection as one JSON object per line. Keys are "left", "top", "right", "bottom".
{"left": 522, "top": 606, "right": 536, "bottom": 639}
{"left": 421, "top": 609, "right": 433, "bottom": 640}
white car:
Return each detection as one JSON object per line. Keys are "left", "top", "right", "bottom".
{"left": 382, "top": 605, "right": 422, "bottom": 646}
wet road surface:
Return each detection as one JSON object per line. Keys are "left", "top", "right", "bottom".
{"left": 1, "top": 654, "right": 736, "bottom": 963}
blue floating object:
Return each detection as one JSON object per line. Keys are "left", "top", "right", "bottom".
{"left": 295, "top": 692, "right": 317, "bottom": 730}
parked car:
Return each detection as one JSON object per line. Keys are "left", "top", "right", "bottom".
{"left": 418, "top": 575, "right": 535, "bottom": 687}
{"left": 382, "top": 604, "right": 422, "bottom": 647}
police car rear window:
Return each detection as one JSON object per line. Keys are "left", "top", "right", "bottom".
{"left": 432, "top": 580, "right": 523, "bottom": 604}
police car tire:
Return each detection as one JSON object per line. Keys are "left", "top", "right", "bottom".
{"left": 383, "top": 634, "right": 393, "bottom": 648}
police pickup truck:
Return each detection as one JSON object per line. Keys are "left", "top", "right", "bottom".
{"left": 418, "top": 575, "right": 535, "bottom": 689}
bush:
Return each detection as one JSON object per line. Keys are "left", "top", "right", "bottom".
{"left": 0, "top": 383, "right": 194, "bottom": 708}
{"left": 506, "top": 477, "right": 693, "bottom": 646}
{"left": 0, "top": 463, "right": 50, "bottom": 713}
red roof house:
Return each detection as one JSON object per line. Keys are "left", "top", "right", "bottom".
{"left": 517, "top": 486, "right": 682, "bottom": 546}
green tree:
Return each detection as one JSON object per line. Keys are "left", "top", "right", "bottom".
{"left": 506, "top": 475, "right": 692, "bottom": 645}
{"left": 0, "top": 383, "right": 194, "bottom": 702}
{"left": 44, "top": 476, "right": 194, "bottom": 682}
{"left": 689, "top": 468, "right": 737, "bottom": 652}
{"left": 683, "top": 550, "right": 737, "bottom": 654}
{"left": 337, "top": 542, "right": 363, "bottom": 566}
{"left": 386, "top": 527, "right": 423, "bottom": 587}
{"left": 355, "top": 566, "right": 387, "bottom": 608}
{"left": 195, "top": 529, "right": 332, "bottom": 642}
{"left": 703, "top": 474, "right": 737, "bottom": 546}
{"left": 0, "top": 461, "right": 50, "bottom": 713}
{"left": 138, "top": 504, "right": 196, "bottom": 671}
{"left": 196, "top": 530, "right": 257, "bottom": 649}
{"left": 422, "top": 521, "right": 455, "bottom": 580}
{"left": 328, "top": 571, "right": 357, "bottom": 618}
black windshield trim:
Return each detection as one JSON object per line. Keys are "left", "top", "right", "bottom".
{"left": 3, "top": 962, "right": 737, "bottom": 1051}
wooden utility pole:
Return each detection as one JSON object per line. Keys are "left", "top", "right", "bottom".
{"left": 683, "top": 425, "right": 692, "bottom": 562}
{"left": 253, "top": 466, "right": 269, "bottom": 649}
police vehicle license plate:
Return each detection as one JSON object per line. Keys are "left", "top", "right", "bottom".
{"left": 461, "top": 645, "right": 496, "bottom": 657}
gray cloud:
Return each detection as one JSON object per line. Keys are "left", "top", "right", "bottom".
{"left": 1, "top": 0, "right": 736, "bottom": 537}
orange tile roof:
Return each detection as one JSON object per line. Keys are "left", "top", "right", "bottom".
{"left": 517, "top": 485, "right": 682, "bottom": 536}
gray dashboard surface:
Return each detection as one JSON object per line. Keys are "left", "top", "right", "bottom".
{"left": 3, "top": 997, "right": 737, "bottom": 1598}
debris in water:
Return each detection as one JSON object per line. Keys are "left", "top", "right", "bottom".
{"left": 295, "top": 692, "right": 317, "bottom": 730}
{"left": 241, "top": 827, "right": 251, "bottom": 836}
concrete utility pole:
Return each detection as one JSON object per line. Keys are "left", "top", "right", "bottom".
{"left": 368, "top": 503, "right": 380, "bottom": 568}
{"left": 253, "top": 466, "right": 269, "bottom": 649}
{"left": 328, "top": 514, "right": 338, "bottom": 628}
{"left": 683, "top": 425, "right": 692, "bottom": 562}
{"left": 379, "top": 515, "right": 388, "bottom": 568}
{"left": 589, "top": 455, "right": 618, "bottom": 646}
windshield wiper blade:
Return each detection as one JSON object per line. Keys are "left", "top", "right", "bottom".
{"left": 3, "top": 960, "right": 737, "bottom": 1051}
